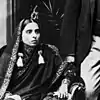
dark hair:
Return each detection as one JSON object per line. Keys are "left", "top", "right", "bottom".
{"left": 20, "top": 18, "right": 41, "bottom": 33}
{"left": 18, "top": 18, "right": 41, "bottom": 52}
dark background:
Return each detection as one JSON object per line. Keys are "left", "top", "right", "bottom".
{"left": 12, "top": 0, "right": 92, "bottom": 69}
{"left": 13, "top": 0, "right": 66, "bottom": 49}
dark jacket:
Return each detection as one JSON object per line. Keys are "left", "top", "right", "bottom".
{"left": 60, "top": 0, "right": 96, "bottom": 66}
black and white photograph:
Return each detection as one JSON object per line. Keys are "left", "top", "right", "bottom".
{"left": 0, "top": 0, "right": 100, "bottom": 100}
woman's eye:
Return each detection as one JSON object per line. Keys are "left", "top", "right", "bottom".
{"left": 26, "top": 30, "right": 32, "bottom": 34}
{"left": 35, "top": 29, "right": 40, "bottom": 34}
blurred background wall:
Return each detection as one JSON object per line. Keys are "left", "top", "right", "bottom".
{"left": 0, "top": 0, "right": 13, "bottom": 48}
{"left": 0, "top": 0, "right": 7, "bottom": 48}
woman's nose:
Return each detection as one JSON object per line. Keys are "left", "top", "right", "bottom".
{"left": 31, "top": 32, "right": 37, "bottom": 37}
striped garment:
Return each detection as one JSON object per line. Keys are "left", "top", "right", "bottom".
{"left": 81, "top": 35, "right": 100, "bottom": 100}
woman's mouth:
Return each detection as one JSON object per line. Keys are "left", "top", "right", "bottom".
{"left": 31, "top": 40, "right": 37, "bottom": 43}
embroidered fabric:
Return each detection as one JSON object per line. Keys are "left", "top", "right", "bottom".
{"left": 0, "top": 21, "right": 23, "bottom": 99}
{"left": 23, "top": 44, "right": 35, "bottom": 66}
{"left": 16, "top": 44, "right": 36, "bottom": 77}
{"left": 0, "top": 19, "right": 25, "bottom": 99}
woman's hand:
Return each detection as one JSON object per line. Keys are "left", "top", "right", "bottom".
{"left": 53, "top": 79, "right": 69, "bottom": 98}
{"left": 4, "top": 94, "right": 21, "bottom": 100}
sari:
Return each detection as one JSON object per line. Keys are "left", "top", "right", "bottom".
{"left": 0, "top": 19, "right": 66, "bottom": 100}
{"left": 0, "top": 18, "right": 85, "bottom": 100}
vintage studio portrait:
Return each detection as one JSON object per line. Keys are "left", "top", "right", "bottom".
{"left": 0, "top": 0, "right": 100, "bottom": 100}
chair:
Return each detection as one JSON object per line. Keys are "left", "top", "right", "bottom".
{"left": 43, "top": 62, "right": 86, "bottom": 100}
{"left": 0, "top": 45, "right": 7, "bottom": 57}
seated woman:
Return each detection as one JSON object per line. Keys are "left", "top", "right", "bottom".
{"left": 0, "top": 7, "right": 85, "bottom": 100}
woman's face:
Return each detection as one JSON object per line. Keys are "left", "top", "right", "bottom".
{"left": 22, "top": 22, "right": 40, "bottom": 46}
